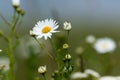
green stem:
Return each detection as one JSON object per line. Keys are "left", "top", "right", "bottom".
{"left": 12, "top": 14, "right": 20, "bottom": 30}
{"left": 79, "top": 55, "right": 85, "bottom": 72}
{"left": 49, "top": 38, "right": 60, "bottom": 70}
{"left": 43, "top": 74, "right": 47, "bottom": 80}
{"left": 0, "top": 12, "right": 10, "bottom": 26}
{"left": 33, "top": 37, "right": 44, "bottom": 49}
{"left": 66, "top": 31, "right": 70, "bottom": 44}
{"left": 7, "top": 39, "right": 15, "bottom": 80}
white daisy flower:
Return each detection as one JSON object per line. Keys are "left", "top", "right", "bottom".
{"left": 99, "top": 76, "right": 117, "bottom": 80}
{"left": 86, "top": 35, "right": 96, "bottom": 44}
{"left": 94, "top": 38, "right": 116, "bottom": 54}
{"left": 71, "top": 72, "right": 88, "bottom": 80}
{"left": 85, "top": 69, "right": 100, "bottom": 78}
{"left": 31, "top": 19, "right": 59, "bottom": 40}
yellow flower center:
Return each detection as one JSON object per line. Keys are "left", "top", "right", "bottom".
{"left": 102, "top": 43, "right": 108, "bottom": 49}
{"left": 42, "top": 26, "right": 51, "bottom": 33}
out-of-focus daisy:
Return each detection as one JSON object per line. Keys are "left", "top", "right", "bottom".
{"left": 99, "top": 76, "right": 116, "bottom": 80}
{"left": 0, "top": 57, "right": 10, "bottom": 71}
{"left": 71, "top": 72, "right": 88, "bottom": 80}
{"left": 31, "top": 19, "right": 59, "bottom": 40}
{"left": 85, "top": 69, "right": 100, "bottom": 78}
{"left": 75, "top": 47, "right": 84, "bottom": 55}
{"left": 0, "top": 49, "right": 2, "bottom": 52}
{"left": 94, "top": 38, "right": 116, "bottom": 54}
{"left": 86, "top": 35, "right": 96, "bottom": 44}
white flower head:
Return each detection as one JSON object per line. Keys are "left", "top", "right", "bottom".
{"left": 38, "top": 65, "right": 47, "bottom": 74}
{"left": 0, "top": 57, "right": 10, "bottom": 71}
{"left": 32, "top": 19, "right": 59, "bottom": 40}
{"left": 12, "top": 0, "right": 20, "bottom": 7}
{"left": 85, "top": 69, "right": 100, "bottom": 78}
{"left": 86, "top": 35, "right": 96, "bottom": 44}
{"left": 99, "top": 76, "right": 117, "bottom": 80}
{"left": 63, "top": 21, "right": 72, "bottom": 31}
{"left": 94, "top": 38, "right": 116, "bottom": 54}
{"left": 71, "top": 72, "right": 88, "bottom": 80}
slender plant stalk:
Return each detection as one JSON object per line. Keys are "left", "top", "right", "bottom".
{"left": 49, "top": 38, "right": 60, "bottom": 70}
{"left": 66, "top": 31, "right": 70, "bottom": 44}
{"left": 33, "top": 37, "right": 44, "bottom": 49}
{"left": 43, "top": 74, "right": 47, "bottom": 80}
{"left": 0, "top": 12, "right": 10, "bottom": 26}
{"left": 79, "top": 55, "right": 85, "bottom": 72}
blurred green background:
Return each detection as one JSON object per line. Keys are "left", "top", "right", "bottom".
{"left": 0, "top": 0, "right": 120, "bottom": 80}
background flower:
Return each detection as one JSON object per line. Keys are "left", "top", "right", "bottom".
{"left": 94, "top": 38, "right": 116, "bottom": 53}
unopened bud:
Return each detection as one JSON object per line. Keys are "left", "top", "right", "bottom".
{"left": 63, "top": 43, "right": 69, "bottom": 49}
{"left": 63, "top": 21, "right": 72, "bottom": 31}
{"left": 20, "top": 10, "right": 25, "bottom": 16}
{"left": 12, "top": 0, "right": 20, "bottom": 8}
{"left": 65, "top": 54, "right": 71, "bottom": 60}
{"left": 38, "top": 65, "right": 46, "bottom": 74}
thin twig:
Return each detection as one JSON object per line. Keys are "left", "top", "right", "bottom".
{"left": 0, "top": 12, "right": 10, "bottom": 26}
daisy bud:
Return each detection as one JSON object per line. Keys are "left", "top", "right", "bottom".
{"left": 65, "top": 54, "right": 71, "bottom": 60}
{"left": 63, "top": 43, "right": 69, "bottom": 49}
{"left": 20, "top": 10, "right": 25, "bottom": 16}
{"left": 12, "top": 0, "right": 20, "bottom": 8}
{"left": 63, "top": 21, "right": 72, "bottom": 31}
{"left": 38, "top": 66, "right": 46, "bottom": 74}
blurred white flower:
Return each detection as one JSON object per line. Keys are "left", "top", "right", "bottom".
{"left": 99, "top": 76, "right": 117, "bottom": 80}
{"left": 0, "top": 57, "right": 10, "bottom": 71}
{"left": 31, "top": 19, "right": 59, "bottom": 40}
{"left": 116, "top": 76, "right": 120, "bottom": 80}
{"left": 63, "top": 21, "right": 72, "bottom": 31}
{"left": 12, "top": 0, "right": 20, "bottom": 7}
{"left": 75, "top": 47, "right": 84, "bottom": 55}
{"left": 71, "top": 72, "right": 88, "bottom": 80}
{"left": 94, "top": 38, "right": 116, "bottom": 53}
{"left": 85, "top": 69, "right": 100, "bottom": 78}
{"left": 0, "top": 49, "right": 2, "bottom": 52}
{"left": 38, "top": 65, "right": 46, "bottom": 74}
{"left": 86, "top": 35, "right": 96, "bottom": 44}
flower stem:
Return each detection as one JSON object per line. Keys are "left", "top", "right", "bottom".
{"left": 79, "top": 55, "right": 85, "bottom": 72}
{"left": 66, "top": 31, "right": 70, "bottom": 44}
{"left": 33, "top": 37, "right": 44, "bottom": 49}
{"left": 43, "top": 74, "right": 47, "bottom": 80}
{"left": 0, "top": 12, "right": 10, "bottom": 26}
